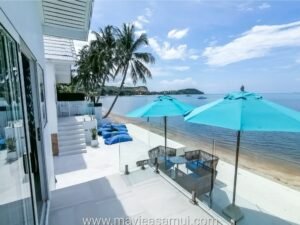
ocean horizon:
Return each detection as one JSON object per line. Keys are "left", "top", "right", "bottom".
{"left": 102, "top": 93, "right": 300, "bottom": 166}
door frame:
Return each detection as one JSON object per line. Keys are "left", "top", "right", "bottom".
{"left": 19, "top": 39, "right": 50, "bottom": 225}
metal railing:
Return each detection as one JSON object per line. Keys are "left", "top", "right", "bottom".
{"left": 57, "top": 101, "right": 94, "bottom": 117}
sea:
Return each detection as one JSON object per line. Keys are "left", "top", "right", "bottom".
{"left": 101, "top": 93, "right": 300, "bottom": 166}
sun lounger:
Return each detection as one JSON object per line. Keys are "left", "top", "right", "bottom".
{"left": 104, "top": 134, "right": 133, "bottom": 145}
{"left": 102, "top": 130, "right": 128, "bottom": 139}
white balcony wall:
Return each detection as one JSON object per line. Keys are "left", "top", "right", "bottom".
{"left": 0, "top": 1, "right": 45, "bottom": 67}
{"left": 0, "top": 1, "right": 55, "bottom": 193}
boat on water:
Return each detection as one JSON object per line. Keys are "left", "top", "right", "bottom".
{"left": 197, "top": 96, "right": 207, "bottom": 99}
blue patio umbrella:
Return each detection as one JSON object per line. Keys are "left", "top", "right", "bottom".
{"left": 127, "top": 95, "right": 194, "bottom": 165}
{"left": 184, "top": 88, "right": 300, "bottom": 221}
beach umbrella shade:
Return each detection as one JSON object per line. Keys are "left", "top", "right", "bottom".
{"left": 184, "top": 88, "right": 300, "bottom": 221}
{"left": 126, "top": 95, "right": 194, "bottom": 166}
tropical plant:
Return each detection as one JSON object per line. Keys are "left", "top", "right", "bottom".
{"left": 73, "top": 26, "right": 118, "bottom": 103}
{"left": 103, "top": 24, "right": 155, "bottom": 118}
{"left": 6, "top": 137, "right": 16, "bottom": 153}
{"left": 91, "top": 128, "right": 98, "bottom": 140}
{"left": 72, "top": 45, "right": 100, "bottom": 102}
{"left": 90, "top": 26, "right": 117, "bottom": 101}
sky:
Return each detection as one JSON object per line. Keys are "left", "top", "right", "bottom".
{"left": 75, "top": 0, "right": 300, "bottom": 94}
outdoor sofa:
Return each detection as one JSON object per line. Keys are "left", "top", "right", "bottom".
{"left": 148, "top": 146, "right": 219, "bottom": 197}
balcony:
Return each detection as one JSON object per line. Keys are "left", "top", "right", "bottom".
{"left": 49, "top": 122, "right": 300, "bottom": 225}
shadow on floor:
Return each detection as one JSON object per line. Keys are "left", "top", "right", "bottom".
{"left": 203, "top": 185, "right": 295, "bottom": 225}
{"left": 54, "top": 153, "right": 87, "bottom": 175}
{"left": 49, "top": 175, "right": 128, "bottom": 225}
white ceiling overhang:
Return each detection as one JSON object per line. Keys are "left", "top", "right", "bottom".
{"left": 44, "top": 35, "right": 76, "bottom": 84}
{"left": 42, "top": 0, "right": 93, "bottom": 41}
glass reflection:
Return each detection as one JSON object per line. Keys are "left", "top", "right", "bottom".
{"left": 0, "top": 26, "right": 34, "bottom": 225}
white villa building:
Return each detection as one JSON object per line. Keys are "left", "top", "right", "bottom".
{"left": 2, "top": 1, "right": 300, "bottom": 225}
{"left": 0, "top": 1, "right": 94, "bottom": 224}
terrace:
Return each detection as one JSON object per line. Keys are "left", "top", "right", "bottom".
{"left": 49, "top": 122, "right": 300, "bottom": 225}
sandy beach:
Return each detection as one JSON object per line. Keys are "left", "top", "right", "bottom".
{"left": 109, "top": 113, "right": 300, "bottom": 191}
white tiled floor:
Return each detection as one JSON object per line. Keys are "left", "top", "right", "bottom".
{"left": 50, "top": 123, "right": 300, "bottom": 225}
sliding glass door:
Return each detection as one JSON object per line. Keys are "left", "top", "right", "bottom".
{"left": 0, "top": 26, "right": 35, "bottom": 225}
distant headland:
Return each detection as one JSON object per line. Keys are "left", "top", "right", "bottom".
{"left": 103, "top": 86, "right": 204, "bottom": 96}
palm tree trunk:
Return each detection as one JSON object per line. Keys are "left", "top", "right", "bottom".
{"left": 96, "top": 76, "right": 106, "bottom": 103}
{"left": 103, "top": 71, "right": 127, "bottom": 118}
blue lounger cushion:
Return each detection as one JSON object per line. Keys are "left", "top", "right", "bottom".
{"left": 101, "top": 123, "right": 112, "bottom": 128}
{"left": 102, "top": 123, "right": 126, "bottom": 128}
{"left": 165, "top": 160, "right": 174, "bottom": 170}
{"left": 102, "top": 131, "right": 128, "bottom": 139}
{"left": 0, "top": 138, "right": 5, "bottom": 145}
{"left": 186, "top": 160, "right": 205, "bottom": 171}
{"left": 112, "top": 127, "right": 128, "bottom": 132}
{"left": 98, "top": 127, "right": 128, "bottom": 136}
{"left": 97, "top": 127, "right": 112, "bottom": 135}
{"left": 104, "top": 134, "right": 133, "bottom": 145}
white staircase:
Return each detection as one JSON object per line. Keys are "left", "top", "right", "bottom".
{"left": 58, "top": 118, "right": 87, "bottom": 156}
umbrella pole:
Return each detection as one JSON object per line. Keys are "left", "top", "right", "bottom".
{"left": 223, "top": 130, "right": 243, "bottom": 222}
{"left": 232, "top": 130, "right": 241, "bottom": 205}
{"left": 164, "top": 116, "right": 167, "bottom": 167}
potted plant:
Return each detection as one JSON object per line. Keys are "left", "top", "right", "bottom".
{"left": 6, "top": 137, "right": 18, "bottom": 161}
{"left": 90, "top": 128, "right": 98, "bottom": 147}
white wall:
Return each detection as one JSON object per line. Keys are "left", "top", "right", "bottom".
{"left": 45, "top": 63, "right": 58, "bottom": 134}
{"left": 0, "top": 1, "right": 56, "bottom": 193}
{"left": 0, "top": 0, "right": 45, "bottom": 67}
{"left": 44, "top": 62, "right": 57, "bottom": 191}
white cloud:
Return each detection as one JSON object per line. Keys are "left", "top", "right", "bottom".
{"left": 134, "top": 30, "right": 147, "bottom": 37}
{"left": 149, "top": 38, "right": 188, "bottom": 60}
{"left": 137, "top": 15, "right": 149, "bottom": 24}
{"left": 149, "top": 37, "right": 198, "bottom": 60}
{"left": 258, "top": 3, "right": 271, "bottom": 10}
{"left": 148, "top": 65, "right": 190, "bottom": 77}
{"left": 133, "top": 20, "right": 144, "bottom": 30}
{"left": 189, "top": 55, "right": 200, "bottom": 60}
{"left": 172, "top": 66, "right": 190, "bottom": 71}
{"left": 148, "top": 66, "right": 170, "bottom": 77}
{"left": 145, "top": 8, "right": 152, "bottom": 17}
{"left": 168, "top": 28, "right": 189, "bottom": 39}
{"left": 133, "top": 8, "right": 152, "bottom": 32}
{"left": 160, "top": 77, "right": 197, "bottom": 90}
{"left": 296, "top": 58, "right": 300, "bottom": 64}
{"left": 203, "top": 21, "right": 300, "bottom": 66}
{"left": 237, "top": 3, "right": 254, "bottom": 12}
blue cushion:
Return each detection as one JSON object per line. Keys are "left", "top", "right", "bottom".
{"left": 98, "top": 127, "right": 112, "bottom": 136}
{"left": 186, "top": 160, "right": 205, "bottom": 171}
{"left": 104, "top": 134, "right": 133, "bottom": 145}
{"left": 0, "top": 139, "right": 5, "bottom": 145}
{"left": 112, "top": 127, "right": 128, "bottom": 132}
{"left": 101, "top": 123, "right": 112, "bottom": 128}
{"left": 165, "top": 160, "right": 174, "bottom": 170}
{"left": 102, "top": 131, "right": 128, "bottom": 139}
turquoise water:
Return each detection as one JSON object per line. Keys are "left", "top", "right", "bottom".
{"left": 101, "top": 93, "right": 300, "bottom": 165}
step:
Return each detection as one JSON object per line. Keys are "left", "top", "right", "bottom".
{"left": 59, "top": 149, "right": 87, "bottom": 156}
{"left": 58, "top": 129, "right": 85, "bottom": 137}
{"left": 58, "top": 124, "right": 84, "bottom": 131}
{"left": 58, "top": 137, "right": 86, "bottom": 146}
{"left": 59, "top": 143, "right": 86, "bottom": 152}
{"left": 58, "top": 134, "right": 86, "bottom": 144}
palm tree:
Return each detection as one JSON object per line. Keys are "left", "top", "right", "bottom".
{"left": 103, "top": 24, "right": 155, "bottom": 118}
{"left": 73, "top": 45, "right": 101, "bottom": 102}
{"left": 89, "top": 26, "right": 117, "bottom": 101}
{"left": 73, "top": 26, "right": 117, "bottom": 103}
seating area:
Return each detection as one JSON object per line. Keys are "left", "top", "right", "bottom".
{"left": 98, "top": 122, "right": 133, "bottom": 145}
{"left": 148, "top": 146, "right": 219, "bottom": 197}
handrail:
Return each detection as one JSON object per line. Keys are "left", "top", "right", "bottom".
{"left": 57, "top": 101, "right": 94, "bottom": 117}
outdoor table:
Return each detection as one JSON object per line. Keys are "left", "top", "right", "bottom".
{"left": 169, "top": 156, "right": 188, "bottom": 168}
{"left": 169, "top": 156, "right": 187, "bottom": 179}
